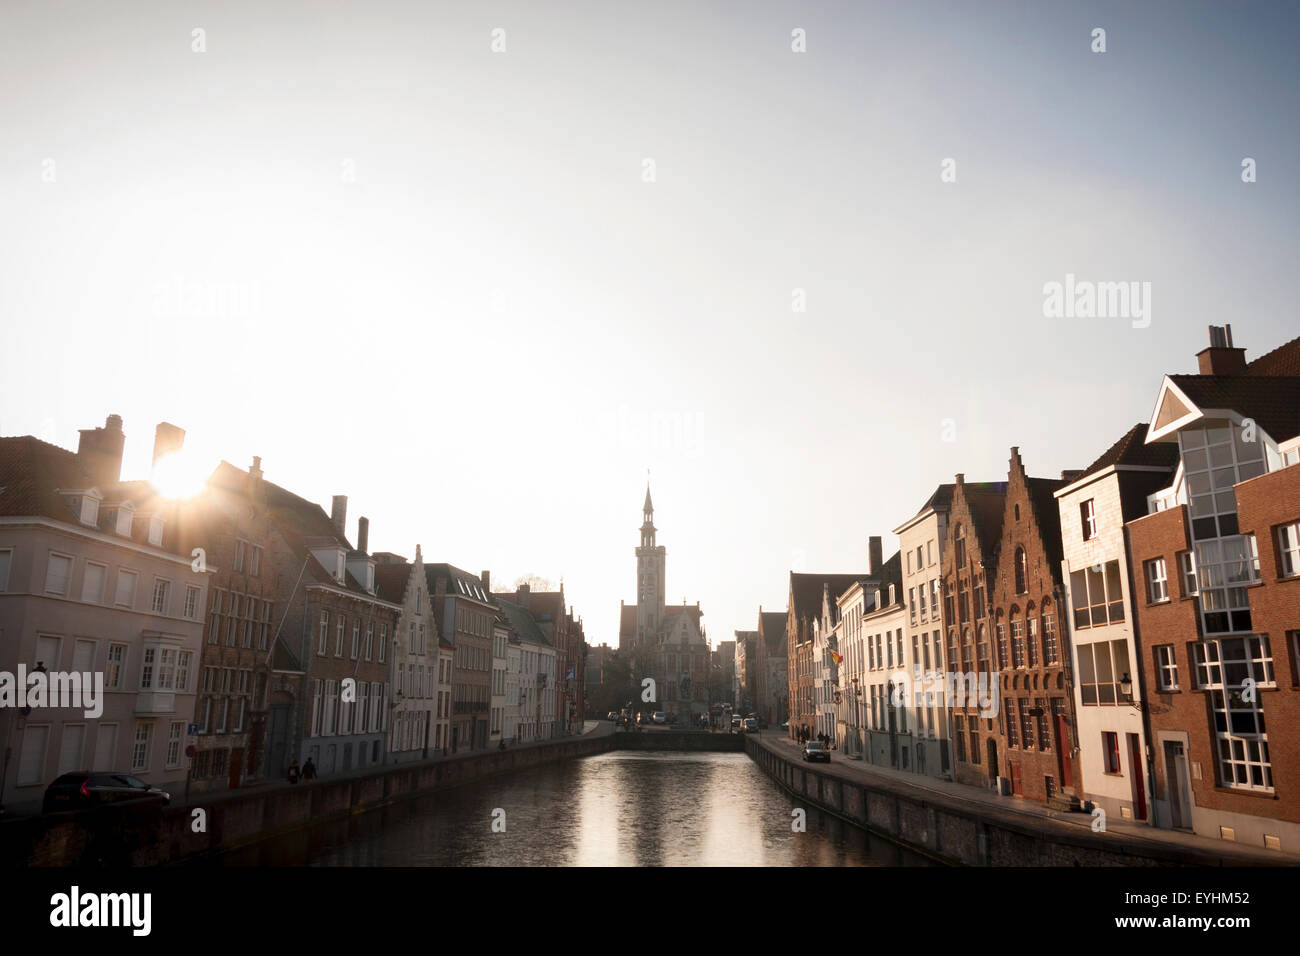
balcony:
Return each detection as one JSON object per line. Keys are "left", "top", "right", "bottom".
{"left": 135, "top": 691, "right": 177, "bottom": 715}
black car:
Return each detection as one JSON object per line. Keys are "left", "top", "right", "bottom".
{"left": 43, "top": 772, "right": 171, "bottom": 814}
{"left": 801, "top": 741, "right": 831, "bottom": 763}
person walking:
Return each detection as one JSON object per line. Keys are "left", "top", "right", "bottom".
{"left": 301, "top": 757, "right": 317, "bottom": 781}
{"left": 287, "top": 759, "right": 301, "bottom": 784}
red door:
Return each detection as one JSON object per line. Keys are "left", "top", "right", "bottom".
{"left": 1010, "top": 762, "right": 1023, "bottom": 796}
{"left": 1128, "top": 733, "right": 1147, "bottom": 821}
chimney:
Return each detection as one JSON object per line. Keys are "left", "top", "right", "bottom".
{"left": 152, "top": 422, "right": 186, "bottom": 467}
{"left": 1197, "top": 324, "right": 1247, "bottom": 376}
{"left": 77, "top": 415, "right": 125, "bottom": 487}
{"left": 249, "top": 456, "right": 265, "bottom": 504}
{"left": 331, "top": 495, "right": 347, "bottom": 536}
{"left": 519, "top": 583, "right": 530, "bottom": 596}
{"left": 868, "top": 536, "right": 883, "bottom": 576}
{"left": 357, "top": 516, "right": 369, "bottom": 554}
{"left": 1061, "top": 469, "right": 1084, "bottom": 482}
{"left": 955, "top": 473, "right": 964, "bottom": 486}
{"left": 480, "top": 570, "right": 491, "bottom": 591}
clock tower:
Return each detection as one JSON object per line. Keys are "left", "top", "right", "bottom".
{"left": 635, "top": 484, "right": 666, "bottom": 646}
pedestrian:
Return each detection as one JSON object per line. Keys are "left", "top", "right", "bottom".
{"left": 287, "top": 759, "right": 300, "bottom": 784}
{"left": 301, "top": 757, "right": 317, "bottom": 781}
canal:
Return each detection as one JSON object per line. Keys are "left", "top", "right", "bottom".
{"left": 210, "top": 750, "right": 933, "bottom": 866}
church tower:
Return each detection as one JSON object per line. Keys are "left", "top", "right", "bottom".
{"left": 635, "top": 484, "right": 666, "bottom": 646}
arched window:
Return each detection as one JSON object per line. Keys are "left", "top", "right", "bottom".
{"left": 954, "top": 523, "right": 966, "bottom": 569}
{"left": 1015, "top": 546, "right": 1027, "bottom": 594}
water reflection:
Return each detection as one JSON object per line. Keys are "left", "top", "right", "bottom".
{"left": 211, "top": 751, "right": 930, "bottom": 867}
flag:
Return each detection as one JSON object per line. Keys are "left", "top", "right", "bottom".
{"left": 830, "top": 650, "right": 843, "bottom": 667}
{"left": 565, "top": 667, "right": 575, "bottom": 681}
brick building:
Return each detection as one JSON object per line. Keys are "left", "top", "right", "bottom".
{"left": 496, "top": 581, "right": 585, "bottom": 734}
{"left": 987, "top": 450, "right": 1079, "bottom": 807}
{"left": 1126, "top": 327, "right": 1300, "bottom": 849}
{"left": 940, "top": 475, "right": 1007, "bottom": 788}
{"left": 426, "top": 563, "right": 495, "bottom": 752}
{"left": 189, "top": 457, "right": 284, "bottom": 791}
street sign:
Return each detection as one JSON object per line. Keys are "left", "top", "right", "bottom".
{"left": 186, "top": 723, "right": 199, "bottom": 735}
{"left": 184, "top": 744, "right": 197, "bottom": 758}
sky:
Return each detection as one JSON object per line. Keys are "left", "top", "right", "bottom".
{"left": 2, "top": 0, "right": 1298, "bottom": 650}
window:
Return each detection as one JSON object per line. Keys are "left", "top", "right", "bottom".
{"left": 1277, "top": 522, "right": 1300, "bottom": 578}
{"left": 1042, "top": 610, "right": 1059, "bottom": 666}
{"left": 17, "top": 725, "right": 49, "bottom": 785}
{"left": 82, "top": 562, "right": 106, "bottom": 603}
{"left": 183, "top": 585, "right": 200, "bottom": 619}
{"left": 379, "top": 625, "right": 387, "bottom": 663}
{"left": 1078, "top": 639, "right": 1132, "bottom": 705}
{"left": 166, "top": 723, "right": 183, "bottom": 768}
{"left": 1035, "top": 699, "right": 1051, "bottom": 751}
{"left": 1070, "top": 560, "right": 1125, "bottom": 628}
{"left": 1180, "top": 550, "right": 1198, "bottom": 597}
{"left": 250, "top": 546, "right": 261, "bottom": 577}
{"left": 1146, "top": 558, "right": 1168, "bottom": 603}
{"left": 1194, "top": 535, "right": 1259, "bottom": 634}
{"left": 106, "top": 644, "right": 127, "bottom": 689}
{"left": 336, "top": 616, "right": 346, "bottom": 656}
{"left": 151, "top": 578, "right": 171, "bottom": 615}
{"left": 1156, "top": 645, "right": 1178, "bottom": 690}
{"left": 45, "top": 553, "right": 72, "bottom": 595}
{"left": 996, "top": 623, "right": 1008, "bottom": 669}
{"left": 1102, "top": 731, "right": 1121, "bottom": 774}
{"left": 1011, "top": 619, "right": 1026, "bottom": 668}
{"left": 1014, "top": 548, "right": 1028, "bottom": 594}
{"left": 147, "top": 517, "right": 164, "bottom": 548}
{"left": 365, "top": 623, "right": 374, "bottom": 661}
{"left": 929, "top": 579, "right": 939, "bottom": 616}
{"left": 259, "top": 602, "right": 271, "bottom": 651}
{"left": 311, "top": 679, "right": 323, "bottom": 736}
{"left": 318, "top": 610, "right": 330, "bottom": 655}
{"left": 131, "top": 723, "right": 153, "bottom": 772}
{"left": 114, "top": 569, "right": 138, "bottom": 607}
{"left": 1195, "top": 636, "right": 1274, "bottom": 791}
{"left": 1081, "top": 499, "right": 1098, "bottom": 540}
{"left": 954, "top": 524, "right": 966, "bottom": 570}
{"left": 234, "top": 539, "right": 246, "bottom": 573}
{"left": 1179, "top": 419, "right": 1264, "bottom": 542}
{"left": 0, "top": 549, "right": 10, "bottom": 592}
{"left": 352, "top": 621, "right": 361, "bottom": 660}
{"left": 1027, "top": 615, "right": 1039, "bottom": 668}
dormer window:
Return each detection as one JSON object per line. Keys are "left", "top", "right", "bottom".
{"left": 148, "top": 516, "right": 165, "bottom": 548}
{"left": 80, "top": 496, "right": 99, "bottom": 526}
{"left": 107, "top": 503, "right": 135, "bottom": 537}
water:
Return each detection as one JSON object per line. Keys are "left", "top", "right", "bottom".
{"left": 211, "top": 750, "right": 932, "bottom": 866}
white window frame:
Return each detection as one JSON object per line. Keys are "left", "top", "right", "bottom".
{"left": 1156, "top": 645, "right": 1179, "bottom": 691}
{"left": 115, "top": 568, "right": 138, "bottom": 608}
{"left": 1146, "top": 557, "right": 1169, "bottom": 604}
{"left": 45, "top": 551, "right": 73, "bottom": 596}
{"left": 1278, "top": 522, "right": 1300, "bottom": 579}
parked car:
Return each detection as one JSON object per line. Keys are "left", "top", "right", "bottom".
{"left": 43, "top": 772, "right": 171, "bottom": 814}
{"left": 636, "top": 712, "right": 650, "bottom": 726}
{"left": 606, "top": 711, "right": 619, "bottom": 721}
{"left": 731, "top": 716, "right": 741, "bottom": 732}
{"left": 742, "top": 718, "right": 759, "bottom": 733}
{"left": 802, "top": 741, "right": 830, "bottom": 763}
{"left": 652, "top": 711, "right": 667, "bottom": 724}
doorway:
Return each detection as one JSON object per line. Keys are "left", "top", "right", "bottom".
{"left": 1163, "top": 740, "right": 1193, "bottom": 829}
{"left": 1128, "top": 733, "right": 1147, "bottom": 821}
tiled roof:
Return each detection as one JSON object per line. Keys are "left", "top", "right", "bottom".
{"left": 425, "top": 563, "right": 494, "bottom": 604}
{"left": 959, "top": 481, "right": 1009, "bottom": 563}
{"left": 496, "top": 598, "right": 551, "bottom": 647}
{"left": 917, "top": 483, "right": 955, "bottom": 515}
{"left": 374, "top": 562, "right": 411, "bottom": 604}
{"left": 1169, "top": 374, "right": 1300, "bottom": 443}
{"left": 760, "top": 611, "right": 787, "bottom": 654}
{"left": 789, "top": 571, "right": 870, "bottom": 621}
{"left": 1025, "top": 477, "right": 1068, "bottom": 571}
{"left": 1081, "top": 423, "right": 1180, "bottom": 478}
{"left": 1246, "top": 334, "right": 1300, "bottom": 377}
{"left": 0, "top": 435, "right": 183, "bottom": 553}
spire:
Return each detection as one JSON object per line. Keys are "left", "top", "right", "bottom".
{"left": 643, "top": 482, "right": 654, "bottom": 513}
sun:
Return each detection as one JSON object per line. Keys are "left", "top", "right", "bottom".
{"left": 150, "top": 451, "right": 208, "bottom": 500}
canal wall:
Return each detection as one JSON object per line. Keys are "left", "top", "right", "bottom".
{"left": 5, "top": 729, "right": 751, "bottom": 867}
{"left": 7, "top": 732, "right": 617, "bottom": 867}
{"left": 745, "top": 736, "right": 1282, "bottom": 866}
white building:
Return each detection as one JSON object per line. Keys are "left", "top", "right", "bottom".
{"left": 374, "top": 546, "right": 437, "bottom": 762}
{"left": 893, "top": 485, "right": 955, "bottom": 779}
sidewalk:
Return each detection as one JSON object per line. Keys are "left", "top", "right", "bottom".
{"left": 758, "top": 732, "right": 1299, "bottom": 865}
